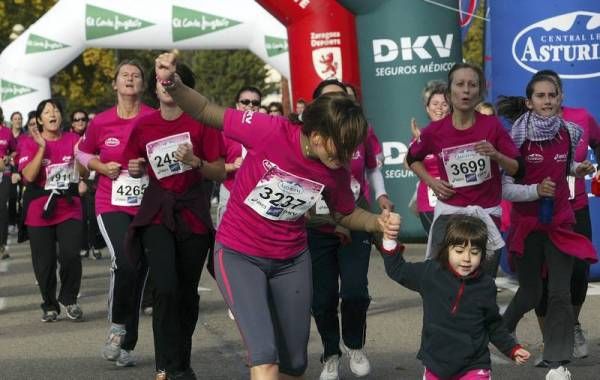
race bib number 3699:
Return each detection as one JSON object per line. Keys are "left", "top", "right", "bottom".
{"left": 244, "top": 161, "right": 324, "bottom": 221}
{"left": 441, "top": 141, "right": 491, "bottom": 188}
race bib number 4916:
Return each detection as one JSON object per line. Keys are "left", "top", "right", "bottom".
{"left": 441, "top": 141, "right": 491, "bottom": 188}
{"left": 45, "top": 162, "right": 76, "bottom": 190}
{"left": 146, "top": 132, "right": 193, "bottom": 180}
{"left": 244, "top": 161, "right": 324, "bottom": 221}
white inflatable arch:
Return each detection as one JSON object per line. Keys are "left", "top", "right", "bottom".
{"left": 0, "top": 0, "right": 289, "bottom": 115}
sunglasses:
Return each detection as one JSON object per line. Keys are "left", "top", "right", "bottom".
{"left": 238, "top": 99, "right": 261, "bottom": 107}
{"left": 73, "top": 117, "right": 88, "bottom": 122}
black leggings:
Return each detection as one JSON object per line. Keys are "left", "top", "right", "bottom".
{"left": 97, "top": 212, "right": 147, "bottom": 351}
{"left": 502, "top": 232, "right": 574, "bottom": 362}
{"left": 535, "top": 207, "right": 591, "bottom": 317}
{"left": 142, "top": 225, "right": 210, "bottom": 373}
{"left": 29, "top": 219, "right": 82, "bottom": 312}
{"left": 0, "top": 178, "right": 10, "bottom": 245}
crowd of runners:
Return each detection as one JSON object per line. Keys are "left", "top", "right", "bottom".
{"left": 0, "top": 51, "right": 598, "bottom": 380}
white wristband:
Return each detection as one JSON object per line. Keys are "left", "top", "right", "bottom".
{"left": 382, "top": 239, "right": 397, "bottom": 251}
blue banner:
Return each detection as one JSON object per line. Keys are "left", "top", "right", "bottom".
{"left": 490, "top": 0, "right": 600, "bottom": 278}
{"left": 490, "top": 1, "right": 600, "bottom": 121}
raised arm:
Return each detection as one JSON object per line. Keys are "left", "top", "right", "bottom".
{"left": 156, "top": 52, "right": 226, "bottom": 129}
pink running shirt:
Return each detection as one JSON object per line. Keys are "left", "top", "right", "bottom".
{"left": 409, "top": 113, "right": 520, "bottom": 209}
{"left": 77, "top": 105, "right": 154, "bottom": 216}
{"left": 17, "top": 132, "right": 82, "bottom": 226}
{"left": 216, "top": 110, "right": 356, "bottom": 259}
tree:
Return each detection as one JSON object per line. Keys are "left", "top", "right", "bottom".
{"left": 462, "top": 0, "right": 486, "bottom": 68}
{"left": 179, "top": 50, "right": 278, "bottom": 107}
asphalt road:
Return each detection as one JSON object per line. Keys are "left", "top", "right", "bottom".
{"left": 2, "top": 238, "right": 600, "bottom": 379}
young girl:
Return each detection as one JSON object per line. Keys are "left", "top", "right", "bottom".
{"left": 498, "top": 74, "right": 596, "bottom": 380}
{"left": 154, "top": 51, "right": 400, "bottom": 380}
{"left": 379, "top": 214, "right": 530, "bottom": 380}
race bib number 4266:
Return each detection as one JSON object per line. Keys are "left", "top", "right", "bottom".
{"left": 441, "top": 141, "right": 491, "bottom": 188}
{"left": 244, "top": 161, "right": 324, "bottom": 221}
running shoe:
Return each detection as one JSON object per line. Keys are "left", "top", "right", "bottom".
{"left": 79, "top": 249, "right": 89, "bottom": 258}
{"left": 155, "top": 370, "right": 168, "bottom": 380}
{"left": 341, "top": 343, "right": 371, "bottom": 377}
{"left": 143, "top": 306, "right": 153, "bottom": 316}
{"left": 319, "top": 355, "right": 340, "bottom": 380}
{"left": 546, "top": 366, "right": 572, "bottom": 380}
{"left": 0, "top": 246, "right": 8, "bottom": 260}
{"left": 41, "top": 310, "right": 58, "bottom": 322}
{"left": 115, "top": 349, "right": 136, "bottom": 367}
{"left": 65, "top": 303, "right": 83, "bottom": 321}
{"left": 102, "top": 324, "right": 126, "bottom": 361}
{"left": 573, "top": 324, "right": 589, "bottom": 358}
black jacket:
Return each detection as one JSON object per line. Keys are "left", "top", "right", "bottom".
{"left": 381, "top": 250, "right": 519, "bottom": 378}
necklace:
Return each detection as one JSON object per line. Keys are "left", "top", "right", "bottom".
{"left": 302, "top": 134, "right": 312, "bottom": 158}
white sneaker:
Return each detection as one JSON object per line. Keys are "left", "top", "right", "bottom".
{"left": 227, "top": 308, "right": 235, "bottom": 320}
{"left": 319, "top": 355, "right": 340, "bottom": 380}
{"left": 546, "top": 366, "right": 572, "bottom": 380}
{"left": 573, "top": 324, "right": 588, "bottom": 358}
{"left": 115, "top": 349, "right": 136, "bottom": 367}
{"left": 342, "top": 343, "right": 371, "bottom": 377}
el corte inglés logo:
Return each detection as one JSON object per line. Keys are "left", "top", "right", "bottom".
{"left": 1, "top": 79, "right": 36, "bottom": 102}
{"left": 172, "top": 6, "right": 241, "bottom": 42}
{"left": 265, "top": 36, "right": 288, "bottom": 57}
{"left": 86, "top": 4, "right": 154, "bottom": 40}
{"left": 26, "top": 34, "right": 70, "bottom": 54}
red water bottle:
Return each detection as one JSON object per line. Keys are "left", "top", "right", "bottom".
{"left": 592, "top": 176, "right": 600, "bottom": 196}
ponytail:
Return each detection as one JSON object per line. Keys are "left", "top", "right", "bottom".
{"left": 496, "top": 96, "right": 528, "bottom": 124}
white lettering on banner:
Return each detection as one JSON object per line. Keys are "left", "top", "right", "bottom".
{"left": 294, "top": 0, "right": 310, "bottom": 9}
{"left": 384, "top": 169, "right": 415, "bottom": 179}
{"left": 373, "top": 34, "right": 453, "bottom": 62}
{"left": 311, "top": 31, "right": 343, "bottom": 80}
{"left": 172, "top": 16, "right": 231, "bottom": 30}
{"left": 512, "top": 11, "right": 600, "bottom": 79}
{"left": 86, "top": 16, "right": 142, "bottom": 31}
{"left": 382, "top": 141, "right": 408, "bottom": 165}
{"left": 372, "top": 34, "right": 454, "bottom": 77}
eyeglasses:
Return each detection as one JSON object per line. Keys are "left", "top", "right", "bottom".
{"left": 73, "top": 117, "right": 88, "bottom": 122}
{"left": 238, "top": 99, "right": 261, "bottom": 107}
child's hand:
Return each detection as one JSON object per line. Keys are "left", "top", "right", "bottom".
{"left": 379, "top": 210, "right": 401, "bottom": 241}
{"left": 513, "top": 348, "right": 530, "bottom": 365}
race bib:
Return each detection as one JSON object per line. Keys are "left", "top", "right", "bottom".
{"left": 350, "top": 176, "right": 361, "bottom": 201}
{"left": 441, "top": 141, "right": 491, "bottom": 188}
{"left": 111, "top": 171, "right": 149, "bottom": 206}
{"left": 315, "top": 196, "right": 330, "bottom": 215}
{"left": 427, "top": 185, "right": 438, "bottom": 207}
{"left": 244, "top": 160, "right": 324, "bottom": 221}
{"left": 567, "top": 175, "right": 575, "bottom": 200}
{"left": 146, "top": 132, "right": 193, "bottom": 180}
{"left": 45, "top": 162, "right": 76, "bottom": 190}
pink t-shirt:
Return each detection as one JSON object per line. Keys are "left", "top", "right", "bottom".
{"left": 217, "top": 110, "right": 356, "bottom": 259}
{"left": 123, "top": 111, "right": 224, "bottom": 234}
{"left": 17, "top": 132, "right": 82, "bottom": 226}
{"left": 563, "top": 107, "right": 600, "bottom": 211}
{"left": 77, "top": 104, "right": 154, "bottom": 216}
{"left": 510, "top": 129, "right": 575, "bottom": 232}
{"left": 221, "top": 134, "right": 242, "bottom": 191}
{"left": 0, "top": 127, "right": 16, "bottom": 177}
{"left": 409, "top": 112, "right": 520, "bottom": 208}
{"left": 416, "top": 153, "right": 440, "bottom": 213}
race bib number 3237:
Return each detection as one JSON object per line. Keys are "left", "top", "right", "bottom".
{"left": 244, "top": 161, "right": 324, "bottom": 221}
